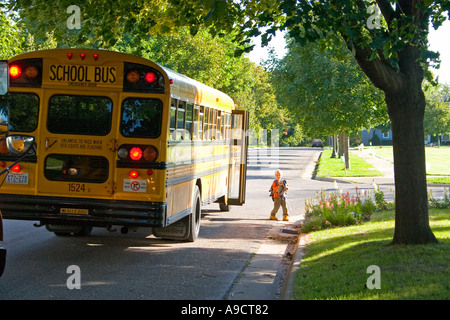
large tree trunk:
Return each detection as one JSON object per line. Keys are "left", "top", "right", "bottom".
{"left": 350, "top": 20, "right": 439, "bottom": 244}
{"left": 385, "top": 90, "right": 438, "bottom": 244}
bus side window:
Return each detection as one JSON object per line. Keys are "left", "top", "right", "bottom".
{"left": 198, "top": 106, "right": 204, "bottom": 140}
{"left": 218, "top": 111, "right": 223, "bottom": 140}
{"left": 177, "top": 100, "right": 186, "bottom": 140}
{"left": 193, "top": 105, "right": 199, "bottom": 140}
{"left": 204, "top": 107, "right": 209, "bottom": 140}
{"left": 224, "top": 113, "right": 231, "bottom": 140}
{"left": 211, "top": 109, "right": 217, "bottom": 140}
{"left": 170, "top": 98, "right": 177, "bottom": 140}
{"left": 186, "top": 103, "right": 193, "bottom": 140}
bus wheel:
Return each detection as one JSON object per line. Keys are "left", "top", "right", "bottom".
{"left": 153, "top": 185, "right": 201, "bottom": 242}
{"left": 187, "top": 185, "right": 201, "bottom": 242}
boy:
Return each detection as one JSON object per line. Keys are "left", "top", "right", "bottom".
{"left": 269, "top": 169, "right": 289, "bottom": 221}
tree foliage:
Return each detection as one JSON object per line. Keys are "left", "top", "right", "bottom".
{"left": 271, "top": 38, "right": 387, "bottom": 138}
{"left": 2, "top": 3, "right": 288, "bottom": 144}
{"left": 0, "top": 9, "right": 21, "bottom": 59}
{"left": 423, "top": 82, "right": 450, "bottom": 138}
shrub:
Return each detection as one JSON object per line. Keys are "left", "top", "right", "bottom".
{"left": 303, "top": 187, "right": 376, "bottom": 232}
{"left": 428, "top": 187, "right": 450, "bottom": 209}
{"left": 303, "top": 185, "right": 450, "bottom": 233}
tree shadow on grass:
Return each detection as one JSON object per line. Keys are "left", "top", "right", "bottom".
{"left": 294, "top": 225, "right": 450, "bottom": 300}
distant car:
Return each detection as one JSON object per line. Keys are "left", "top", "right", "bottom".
{"left": 311, "top": 139, "right": 323, "bottom": 148}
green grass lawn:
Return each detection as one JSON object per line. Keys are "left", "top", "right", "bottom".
{"left": 364, "top": 145, "right": 450, "bottom": 184}
{"left": 316, "top": 150, "right": 382, "bottom": 177}
{"left": 293, "top": 209, "right": 450, "bottom": 300}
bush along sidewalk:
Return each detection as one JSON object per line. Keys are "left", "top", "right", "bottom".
{"left": 302, "top": 182, "right": 450, "bottom": 233}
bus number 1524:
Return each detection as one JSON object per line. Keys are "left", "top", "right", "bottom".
{"left": 68, "top": 183, "right": 86, "bottom": 192}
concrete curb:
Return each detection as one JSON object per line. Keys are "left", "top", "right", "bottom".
{"left": 280, "top": 233, "right": 306, "bottom": 300}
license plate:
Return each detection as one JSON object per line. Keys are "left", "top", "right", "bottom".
{"left": 60, "top": 208, "right": 89, "bottom": 215}
{"left": 6, "top": 173, "right": 29, "bottom": 185}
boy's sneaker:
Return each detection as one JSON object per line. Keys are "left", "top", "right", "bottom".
{"left": 283, "top": 215, "right": 289, "bottom": 221}
{"left": 270, "top": 216, "right": 278, "bottom": 221}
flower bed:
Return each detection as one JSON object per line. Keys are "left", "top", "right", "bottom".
{"left": 303, "top": 186, "right": 376, "bottom": 232}
{"left": 302, "top": 183, "right": 450, "bottom": 233}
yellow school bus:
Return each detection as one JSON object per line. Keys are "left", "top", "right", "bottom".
{"left": 0, "top": 49, "right": 248, "bottom": 241}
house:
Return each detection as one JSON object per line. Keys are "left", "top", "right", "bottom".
{"left": 361, "top": 128, "right": 393, "bottom": 146}
{"left": 425, "top": 133, "right": 450, "bottom": 145}
{"left": 362, "top": 128, "right": 450, "bottom": 146}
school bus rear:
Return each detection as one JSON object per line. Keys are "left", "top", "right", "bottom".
{"left": 0, "top": 49, "right": 171, "bottom": 232}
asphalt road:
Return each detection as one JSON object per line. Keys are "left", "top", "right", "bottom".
{"left": 0, "top": 147, "right": 323, "bottom": 300}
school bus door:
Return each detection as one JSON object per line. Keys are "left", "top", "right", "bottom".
{"left": 228, "top": 109, "right": 248, "bottom": 205}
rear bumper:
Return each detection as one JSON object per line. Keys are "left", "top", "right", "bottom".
{"left": 0, "top": 194, "right": 167, "bottom": 228}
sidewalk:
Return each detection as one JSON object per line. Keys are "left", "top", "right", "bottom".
{"left": 313, "top": 149, "right": 396, "bottom": 185}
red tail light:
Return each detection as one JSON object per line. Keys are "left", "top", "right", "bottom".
{"left": 129, "top": 170, "right": 139, "bottom": 179}
{"left": 11, "top": 164, "right": 21, "bottom": 173}
{"left": 129, "top": 147, "right": 143, "bottom": 161}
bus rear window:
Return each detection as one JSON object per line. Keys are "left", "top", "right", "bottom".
{"left": 44, "top": 154, "right": 109, "bottom": 183}
{"left": 120, "top": 98, "right": 162, "bottom": 138}
{"left": 4, "top": 92, "right": 39, "bottom": 132}
{"left": 48, "top": 95, "right": 112, "bottom": 135}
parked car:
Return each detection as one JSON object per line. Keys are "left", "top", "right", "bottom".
{"left": 311, "top": 139, "right": 323, "bottom": 148}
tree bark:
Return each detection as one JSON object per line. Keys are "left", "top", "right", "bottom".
{"left": 385, "top": 90, "right": 438, "bottom": 244}
{"left": 331, "top": 135, "right": 338, "bottom": 158}
{"left": 344, "top": 133, "right": 350, "bottom": 170}
{"left": 338, "top": 131, "right": 345, "bottom": 157}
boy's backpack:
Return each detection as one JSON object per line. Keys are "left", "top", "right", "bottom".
{"left": 269, "top": 179, "right": 287, "bottom": 201}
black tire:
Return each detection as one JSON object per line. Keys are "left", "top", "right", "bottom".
{"left": 186, "top": 186, "right": 201, "bottom": 242}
